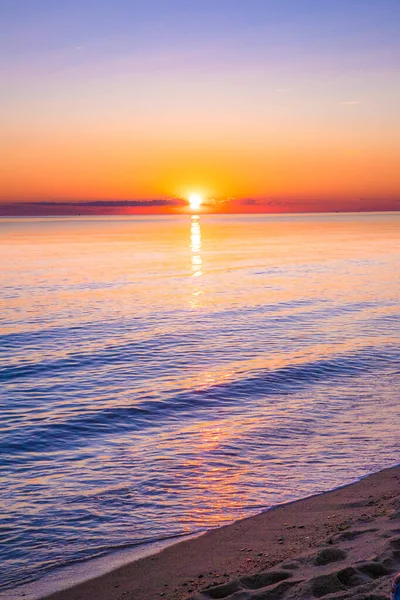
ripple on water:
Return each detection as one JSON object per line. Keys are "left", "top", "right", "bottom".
{"left": 0, "top": 213, "right": 399, "bottom": 590}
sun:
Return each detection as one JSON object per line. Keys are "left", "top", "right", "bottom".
{"left": 188, "top": 193, "right": 203, "bottom": 211}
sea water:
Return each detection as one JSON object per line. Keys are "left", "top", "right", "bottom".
{"left": 1, "top": 213, "right": 399, "bottom": 590}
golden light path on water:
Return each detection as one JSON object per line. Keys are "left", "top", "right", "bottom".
{"left": 190, "top": 215, "right": 203, "bottom": 308}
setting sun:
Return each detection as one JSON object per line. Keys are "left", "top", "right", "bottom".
{"left": 188, "top": 193, "right": 203, "bottom": 211}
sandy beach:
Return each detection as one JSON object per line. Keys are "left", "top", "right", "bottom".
{"left": 34, "top": 465, "right": 400, "bottom": 600}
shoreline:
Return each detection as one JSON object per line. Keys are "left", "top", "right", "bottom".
{"left": 0, "top": 533, "right": 203, "bottom": 600}
{"left": 2, "top": 463, "right": 399, "bottom": 600}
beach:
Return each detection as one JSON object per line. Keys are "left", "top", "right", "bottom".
{"left": 32, "top": 465, "right": 399, "bottom": 600}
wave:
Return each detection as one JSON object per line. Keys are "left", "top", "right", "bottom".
{"left": 0, "top": 298, "right": 387, "bottom": 382}
{"left": 1, "top": 344, "right": 398, "bottom": 457}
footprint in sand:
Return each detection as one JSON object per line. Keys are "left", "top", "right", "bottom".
{"left": 313, "top": 548, "right": 347, "bottom": 566}
{"left": 189, "top": 530, "right": 400, "bottom": 600}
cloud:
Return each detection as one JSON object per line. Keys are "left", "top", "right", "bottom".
{"left": 0, "top": 198, "right": 187, "bottom": 216}
{"left": 338, "top": 100, "right": 361, "bottom": 105}
{"left": 237, "top": 198, "right": 299, "bottom": 207}
{"left": 22, "top": 199, "right": 186, "bottom": 207}
{"left": 238, "top": 198, "right": 260, "bottom": 206}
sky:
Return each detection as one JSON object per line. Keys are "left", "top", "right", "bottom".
{"left": 1, "top": 0, "right": 400, "bottom": 214}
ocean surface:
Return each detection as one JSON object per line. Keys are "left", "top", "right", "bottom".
{"left": 1, "top": 213, "right": 399, "bottom": 591}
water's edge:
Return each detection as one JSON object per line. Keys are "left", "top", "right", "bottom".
{"left": 2, "top": 462, "right": 399, "bottom": 600}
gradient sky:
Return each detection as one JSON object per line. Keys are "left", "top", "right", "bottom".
{"left": 1, "top": 0, "right": 400, "bottom": 214}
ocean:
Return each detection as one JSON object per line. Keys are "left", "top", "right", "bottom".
{"left": 0, "top": 212, "right": 399, "bottom": 592}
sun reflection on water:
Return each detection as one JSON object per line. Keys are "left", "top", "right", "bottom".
{"left": 189, "top": 216, "right": 203, "bottom": 307}
{"left": 177, "top": 421, "right": 245, "bottom": 526}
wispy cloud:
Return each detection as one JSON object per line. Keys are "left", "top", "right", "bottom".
{"left": 11, "top": 199, "right": 186, "bottom": 208}
{"left": 239, "top": 198, "right": 299, "bottom": 207}
{"left": 338, "top": 100, "right": 361, "bottom": 105}
{"left": 0, "top": 199, "right": 187, "bottom": 216}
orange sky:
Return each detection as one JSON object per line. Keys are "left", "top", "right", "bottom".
{"left": 1, "top": 1, "right": 399, "bottom": 214}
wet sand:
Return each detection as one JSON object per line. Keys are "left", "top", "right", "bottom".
{"left": 39, "top": 465, "right": 400, "bottom": 600}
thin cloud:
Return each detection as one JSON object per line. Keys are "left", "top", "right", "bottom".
{"left": 238, "top": 198, "right": 299, "bottom": 207}
{"left": 339, "top": 100, "right": 361, "bottom": 105}
{"left": 18, "top": 199, "right": 186, "bottom": 207}
{"left": 0, "top": 199, "right": 187, "bottom": 216}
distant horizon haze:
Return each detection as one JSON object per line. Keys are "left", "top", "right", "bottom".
{"left": 0, "top": 199, "right": 399, "bottom": 217}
